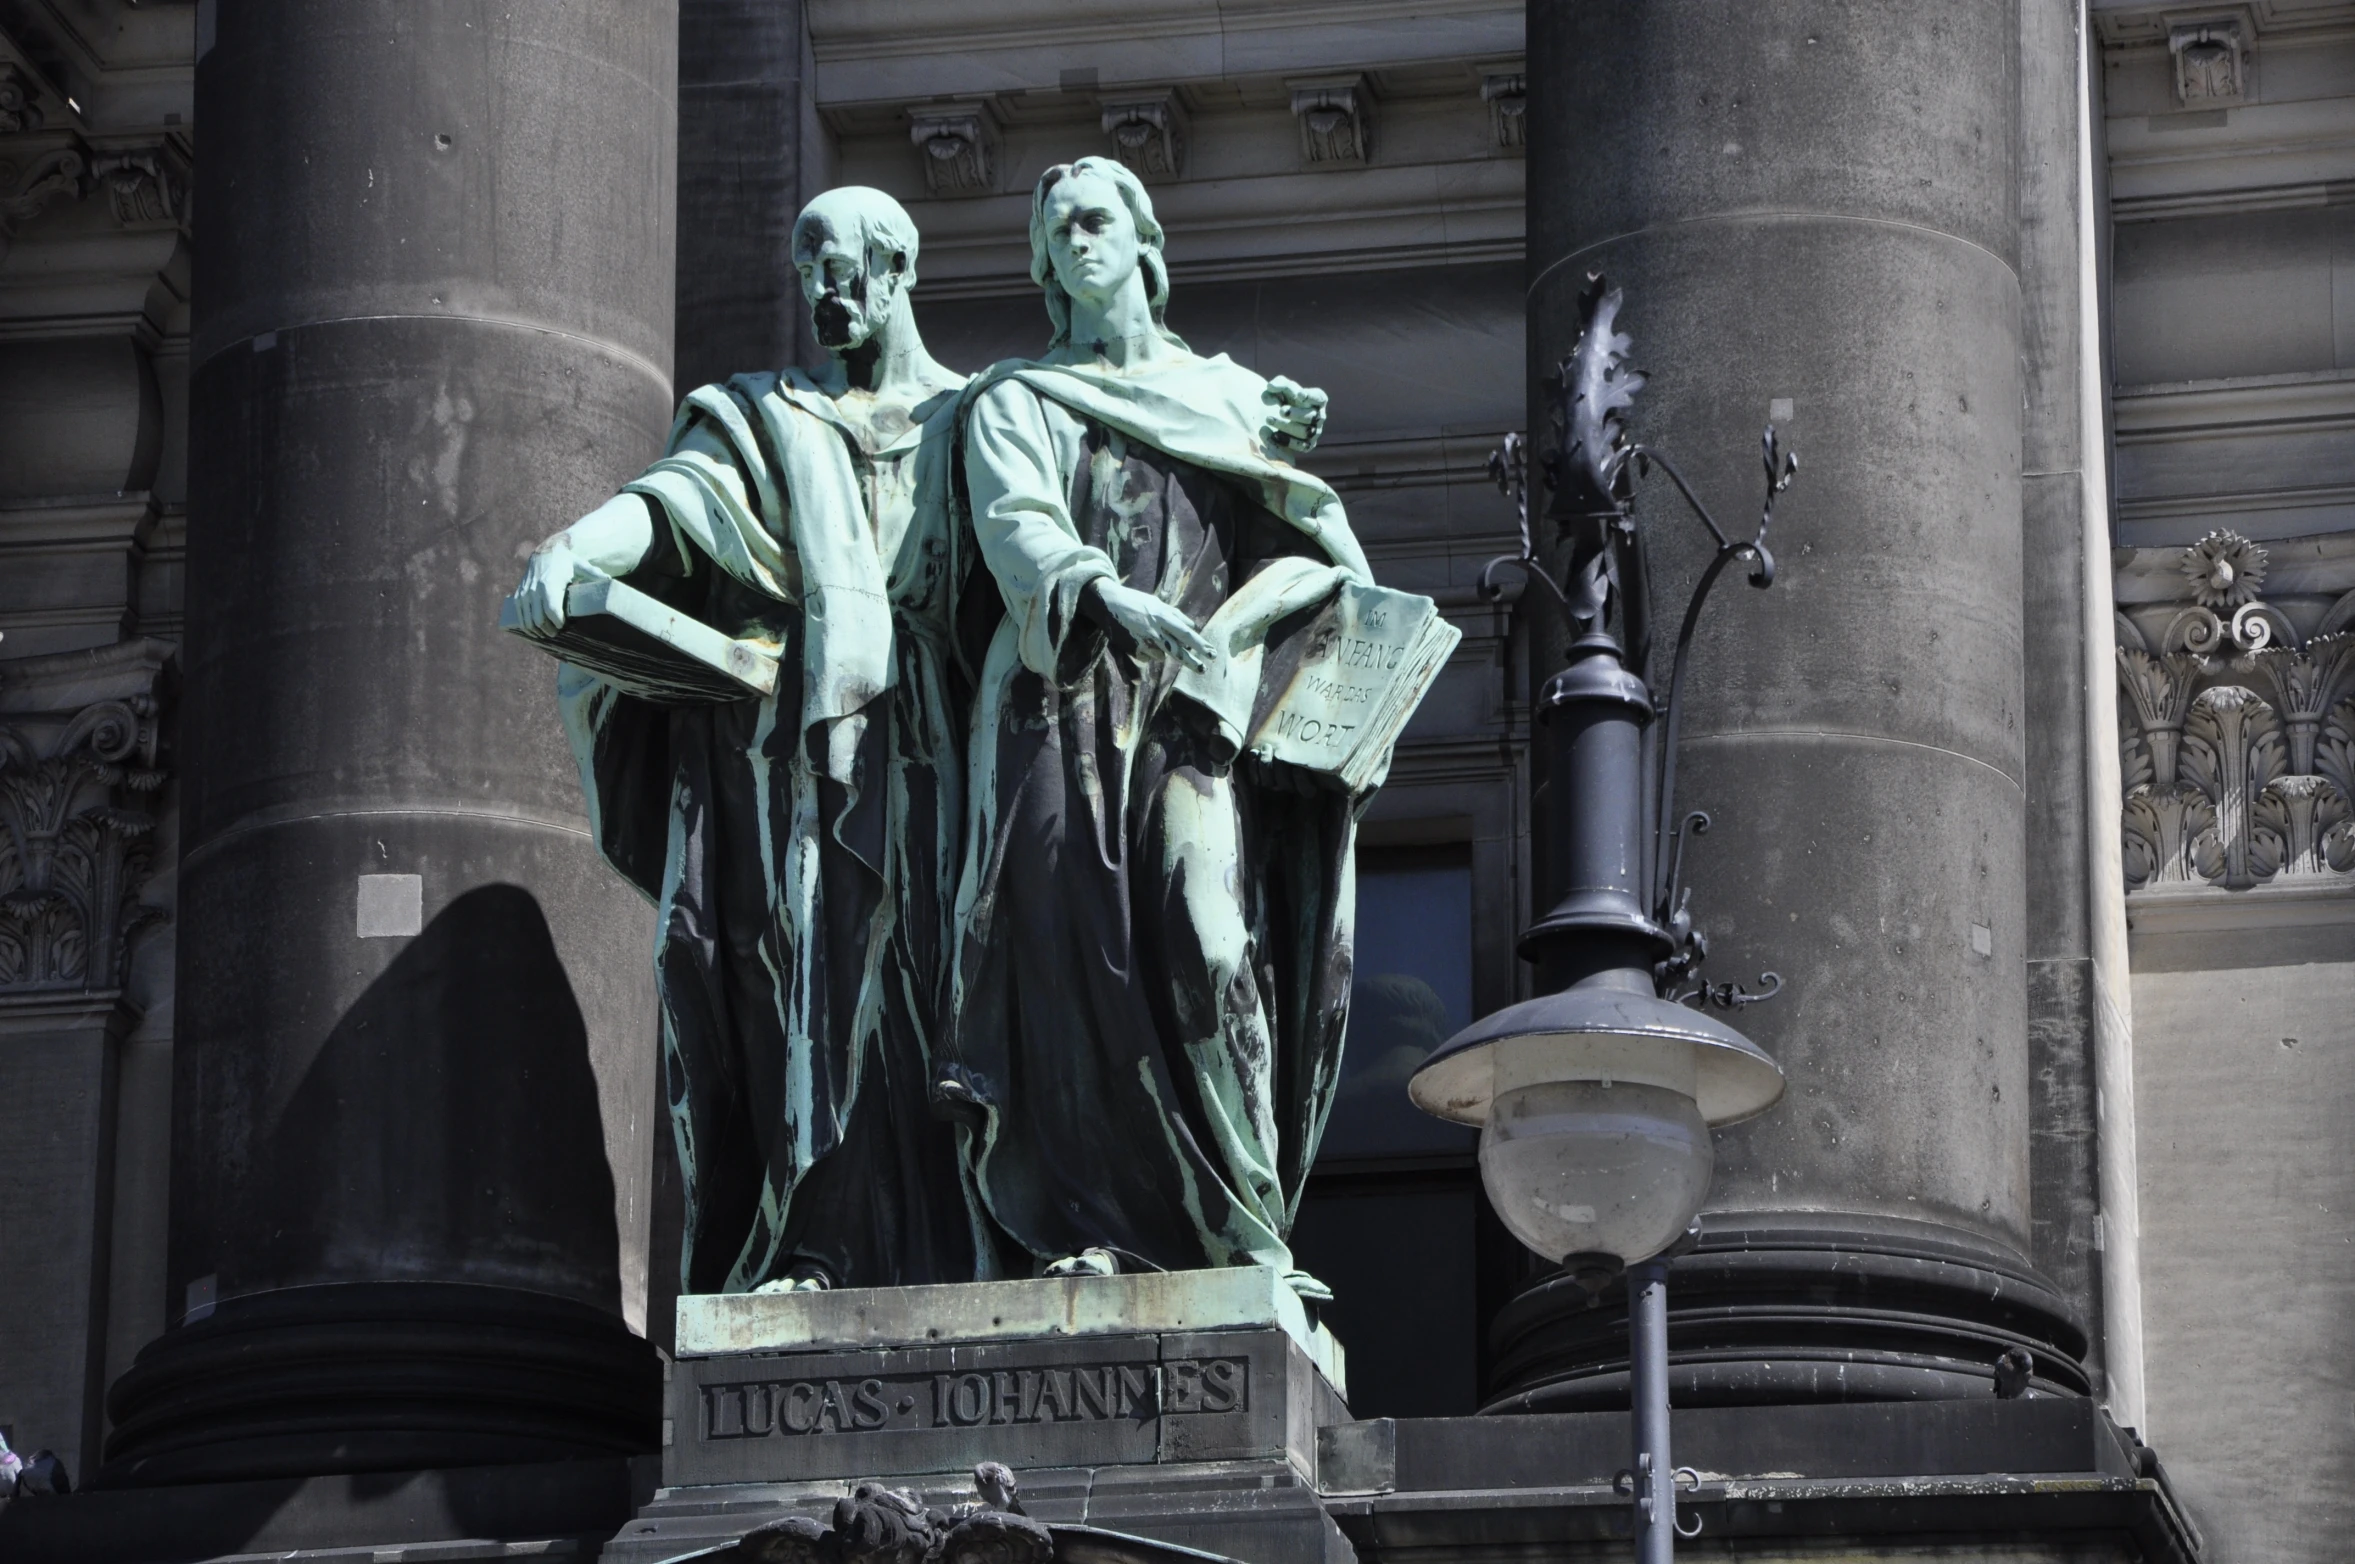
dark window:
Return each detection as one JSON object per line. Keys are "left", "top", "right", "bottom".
{"left": 1320, "top": 847, "right": 1478, "bottom": 1159}
{"left": 1291, "top": 842, "right": 1497, "bottom": 1419}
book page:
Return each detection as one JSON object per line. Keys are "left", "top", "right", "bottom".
{"left": 1247, "top": 583, "right": 1453, "bottom": 780}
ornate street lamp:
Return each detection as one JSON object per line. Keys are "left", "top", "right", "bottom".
{"left": 1410, "top": 277, "right": 1798, "bottom": 1562}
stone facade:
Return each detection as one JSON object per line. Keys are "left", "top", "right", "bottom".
{"left": 2095, "top": 3, "right": 2355, "bottom": 1556}
{"left": 0, "top": 1, "right": 2346, "bottom": 1560}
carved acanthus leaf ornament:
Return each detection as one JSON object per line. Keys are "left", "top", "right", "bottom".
{"left": 2118, "top": 529, "right": 2355, "bottom": 896}
{"left": 0, "top": 695, "right": 164, "bottom": 991}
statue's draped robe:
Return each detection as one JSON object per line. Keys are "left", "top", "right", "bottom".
{"left": 943, "top": 353, "right": 1378, "bottom": 1284}
{"left": 560, "top": 369, "right": 982, "bottom": 1293}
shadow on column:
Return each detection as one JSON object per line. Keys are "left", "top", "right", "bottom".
{"left": 97, "top": 886, "right": 659, "bottom": 1488}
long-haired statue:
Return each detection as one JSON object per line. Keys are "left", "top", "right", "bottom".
{"left": 938, "top": 156, "right": 1410, "bottom": 1294}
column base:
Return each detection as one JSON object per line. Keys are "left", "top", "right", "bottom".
{"left": 98, "top": 1282, "right": 661, "bottom": 1487}
{"left": 0, "top": 1454, "right": 651, "bottom": 1564}
{"left": 1482, "top": 1213, "right": 2090, "bottom": 1412}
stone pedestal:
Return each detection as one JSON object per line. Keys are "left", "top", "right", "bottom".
{"left": 611, "top": 1270, "right": 1354, "bottom": 1564}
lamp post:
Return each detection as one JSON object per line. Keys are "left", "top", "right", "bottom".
{"left": 1410, "top": 277, "right": 1797, "bottom": 1563}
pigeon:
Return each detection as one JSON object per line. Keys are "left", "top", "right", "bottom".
{"left": 831, "top": 1483, "right": 937, "bottom": 1564}
{"left": 937, "top": 1466, "right": 1051, "bottom": 1564}
{"left": 16, "top": 1449, "right": 71, "bottom": 1497}
{"left": 973, "top": 1463, "right": 1024, "bottom": 1516}
{"left": 1993, "top": 1348, "right": 2034, "bottom": 1400}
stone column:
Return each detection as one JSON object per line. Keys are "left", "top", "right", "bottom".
{"left": 677, "top": 0, "right": 816, "bottom": 395}
{"left": 101, "top": 1, "right": 676, "bottom": 1484}
{"left": 1492, "top": 0, "right": 2088, "bottom": 1407}
{"left": 640, "top": 0, "right": 818, "bottom": 1355}
{"left": 2016, "top": 0, "right": 2123, "bottom": 1403}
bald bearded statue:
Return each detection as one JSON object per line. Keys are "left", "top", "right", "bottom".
{"left": 505, "top": 188, "right": 987, "bottom": 1294}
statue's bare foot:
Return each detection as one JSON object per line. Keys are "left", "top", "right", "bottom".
{"left": 1043, "top": 1247, "right": 1118, "bottom": 1279}
{"left": 1284, "top": 1268, "right": 1333, "bottom": 1303}
{"left": 751, "top": 1263, "right": 833, "bottom": 1295}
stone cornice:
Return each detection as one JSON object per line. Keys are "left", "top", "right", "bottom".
{"left": 809, "top": 0, "right": 1522, "bottom": 102}
{"left": 2112, "top": 368, "right": 2355, "bottom": 442}
{"left": 904, "top": 157, "right": 1522, "bottom": 291}
{"left": 0, "top": 1, "right": 193, "bottom": 132}
{"left": 0, "top": 491, "right": 158, "bottom": 549}
{"left": 0, "top": 631, "right": 172, "bottom": 717}
{"left": 2094, "top": 1, "right": 2355, "bottom": 48}
{"left": 2106, "top": 95, "right": 2355, "bottom": 218}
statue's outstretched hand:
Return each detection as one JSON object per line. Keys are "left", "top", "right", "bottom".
{"left": 508, "top": 494, "right": 659, "bottom": 635}
{"left": 1260, "top": 376, "right": 1329, "bottom": 457}
{"left": 1086, "top": 580, "right": 1213, "bottom": 672}
{"left": 509, "top": 539, "right": 588, "bottom": 636}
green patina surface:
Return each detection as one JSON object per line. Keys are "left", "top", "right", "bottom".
{"left": 505, "top": 170, "right": 1451, "bottom": 1302}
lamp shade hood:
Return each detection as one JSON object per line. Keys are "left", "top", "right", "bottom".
{"left": 1408, "top": 982, "right": 1785, "bottom": 1129}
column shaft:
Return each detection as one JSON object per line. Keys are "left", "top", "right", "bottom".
{"left": 1494, "top": 0, "right": 2086, "bottom": 1409}
{"left": 103, "top": 0, "right": 677, "bottom": 1484}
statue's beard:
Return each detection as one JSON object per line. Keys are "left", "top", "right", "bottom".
{"left": 812, "top": 296, "right": 863, "bottom": 349}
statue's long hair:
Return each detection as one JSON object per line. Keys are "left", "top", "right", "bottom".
{"left": 1027, "top": 157, "right": 1187, "bottom": 351}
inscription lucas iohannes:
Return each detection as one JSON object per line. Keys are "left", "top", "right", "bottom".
{"left": 703, "top": 1358, "right": 1248, "bottom": 1442}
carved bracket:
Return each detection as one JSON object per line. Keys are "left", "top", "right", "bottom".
{"left": 91, "top": 144, "right": 189, "bottom": 227}
{"left": 2118, "top": 530, "right": 2355, "bottom": 897}
{"left": 908, "top": 102, "right": 997, "bottom": 198}
{"left": 1481, "top": 72, "right": 1527, "bottom": 152}
{"left": 0, "top": 139, "right": 86, "bottom": 234}
{"left": 1101, "top": 91, "right": 1186, "bottom": 183}
{"left": 1288, "top": 75, "right": 1371, "bottom": 167}
{"left": 0, "top": 133, "right": 190, "bottom": 239}
{"left": 0, "top": 640, "right": 173, "bottom": 996}
{"left": 2169, "top": 14, "right": 2249, "bottom": 106}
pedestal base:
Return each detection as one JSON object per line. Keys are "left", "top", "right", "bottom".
{"left": 98, "top": 1282, "right": 661, "bottom": 1486}
{"left": 635, "top": 1268, "right": 1355, "bottom": 1564}
{"left": 0, "top": 1455, "right": 652, "bottom": 1564}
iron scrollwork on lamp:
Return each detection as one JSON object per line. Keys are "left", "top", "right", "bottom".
{"left": 1476, "top": 273, "right": 1796, "bottom": 1012}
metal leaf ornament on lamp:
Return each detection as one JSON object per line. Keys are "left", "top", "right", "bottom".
{"left": 1413, "top": 275, "right": 1798, "bottom": 1562}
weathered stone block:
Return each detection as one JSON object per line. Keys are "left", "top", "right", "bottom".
{"left": 677, "top": 1267, "right": 1345, "bottom": 1391}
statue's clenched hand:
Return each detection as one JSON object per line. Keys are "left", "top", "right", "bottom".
{"left": 1260, "top": 376, "right": 1329, "bottom": 457}
{"left": 1085, "top": 580, "right": 1213, "bottom": 672}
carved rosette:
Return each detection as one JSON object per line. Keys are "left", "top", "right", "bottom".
{"left": 2118, "top": 532, "right": 2355, "bottom": 897}
{"left": 0, "top": 64, "right": 43, "bottom": 134}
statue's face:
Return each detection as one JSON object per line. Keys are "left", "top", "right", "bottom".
{"left": 1040, "top": 170, "right": 1141, "bottom": 312}
{"left": 794, "top": 217, "right": 904, "bottom": 352}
